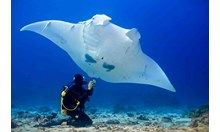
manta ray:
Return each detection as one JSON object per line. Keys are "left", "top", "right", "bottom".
{"left": 21, "top": 14, "right": 175, "bottom": 92}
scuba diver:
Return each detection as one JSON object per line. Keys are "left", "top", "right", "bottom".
{"left": 60, "top": 74, "right": 95, "bottom": 127}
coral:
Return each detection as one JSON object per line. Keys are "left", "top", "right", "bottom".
{"left": 11, "top": 119, "right": 18, "bottom": 128}
{"left": 106, "top": 119, "right": 120, "bottom": 124}
{"left": 126, "top": 120, "right": 139, "bottom": 125}
{"left": 188, "top": 105, "right": 209, "bottom": 118}
{"left": 126, "top": 112, "right": 134, "bottom": 117}
{"left": 137, "top": 115, "right": 149, "bottom": 121}
{"left": 189, "top": 105, "right": 209, "bottom": 128}
{"left": 161, "top": 117, "right": 173, "bottom": 123}
{"left": 47, "top": 112, "right": 57, "bottom": 120}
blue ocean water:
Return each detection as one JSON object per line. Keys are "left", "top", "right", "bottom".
{"left": 12, "top": 0, "right": 208, "bottom": 109}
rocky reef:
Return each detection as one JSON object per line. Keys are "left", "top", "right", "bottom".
{"left": 11, "top": 105, "right": 208, "bottom": 132}
{"left": 187, "top": 105, "right": 209, "bottom": 129}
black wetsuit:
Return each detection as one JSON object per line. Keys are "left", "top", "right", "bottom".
{"left": 62, "top": 82, "right": 93, "bottom": 127}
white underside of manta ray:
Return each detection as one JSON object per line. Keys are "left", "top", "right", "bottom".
{"left": 20, "top": 14, "right": 175, "bottom": 92}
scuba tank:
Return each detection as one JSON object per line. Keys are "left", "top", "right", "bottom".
{"left": 60, "top": 83, "right": 80, "bottom": 115}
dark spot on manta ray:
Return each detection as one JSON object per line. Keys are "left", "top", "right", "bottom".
{"left": 103, "top": 62, "right": 115, "bottom": 72}
{"left": 85, "top": 54, "right": 97, "bottom": 63}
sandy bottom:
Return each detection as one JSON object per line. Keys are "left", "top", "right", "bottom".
{"left": 11, "top": 105, "right": 208, "bottom": 132}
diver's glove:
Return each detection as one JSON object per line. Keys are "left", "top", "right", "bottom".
{"left": 61, "top": 86, "right": 68, "bottom": 97}
{"left": 88, "top": 79, "right": 96, "bottom": 90}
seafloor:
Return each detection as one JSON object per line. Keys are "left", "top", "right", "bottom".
{"left": 11, "top": 105, "right": 208, "bottom": 132}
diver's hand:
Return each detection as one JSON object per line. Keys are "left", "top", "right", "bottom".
{"left": 88, "top": 79, "right": 96, "bottom": 90}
